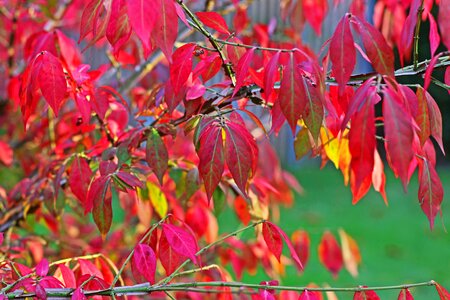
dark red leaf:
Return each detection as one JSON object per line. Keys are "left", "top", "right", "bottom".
{"left": 398, "top": 0, "right": 420, "bottom": 65}
{"left": 330, "top": 15, "right": 356, "bottom": 94}
{"left": 262, "top": 222, "right": 283, "bottom": 262}
{"left": 196, "top": 12, "right": 231, "bottom": 34}
{"left": 424, "top": 90, "right": 444, "bottom": 154}
{"left": 264, "top": 51, "right": 280, "bottom": 99}
{"left": 38, "top": 52, "right": 67, "bottom": 115}
{"left": 127, "top": 0, "right": 158, "bottom": 55}
{"left": 318, "top": 231, "right": 343, "bottom": 277}
{"left": 292, "top": 230, "right": 310, "bottom": 268}
{"left": 197, "top": 121, "right": 225, "bottom": 200}
{"left": 116, "top": 172, "right": 143, "bottom": 188}
{"left": 383, "top": 87, "right": 414, "bottom": 190}
{"left": 69, "top": 156, "right": 93, "bottom": 207}
{"left": 398, "top": 288, "right": 414, "bottom": 300}
{"left": 89, "top": 176, "right": 112, "bottom": 236}
{"left": 133, "top": 243, "right": 157, "bottom": 283}
{"left": 36, "top": 259, "right": 49, "bottom": 277}
{"left": 353, "top": 16, "right": 394, "bottom": 76}
{"left": 158, "top": 232, "right": 184, "bottom": 276}
{"left": 341, "top": 78, "right": 375, "bottom": 130}
{"left": 418, "top": 155, "right": 443, "bottom": 229}
{"left": 146, "top": 128, "right": 169, "bottom": 185}
{"left": 162, "top": 223, "right": 198, "bottom": 265}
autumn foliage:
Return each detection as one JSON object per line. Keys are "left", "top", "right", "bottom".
{"left": 0, "top": 0, "right": 449, "bottom": 299}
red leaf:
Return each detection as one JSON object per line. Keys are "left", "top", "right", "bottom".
{"left": 353, "top": 289, "right": 380, "bottom": 300}
{"left": 263, "top": 222, "right": 303, "bottom": 271}
{"left": 279, "top": 53, "right": 306, "bottom": 133}
{"left": 71, "top": 288, "right": 87, "bottom": 300}
{"left": 127, "top": 0, "right": 158, "bottom": 55}
{"left": 199, "top": 54, "right": 222, "bottom": 82}
{"left": 116, "top": 172, "right": 143, "bottom": 188}
{"left": 146, "top": 128, "right": 169, "bottom": 185}
{"left": 223, "top": 121, "right": 257, "bottom": 196}
{"left": 198, "top": 121, "right": 225, "bottom": 200}
{"left": 330, "top": 15, "right": 356, "bottom": 94}
{"left": 162, "top": 223, "right": 198, "bottom": 265}
{"left": 196, "top": 12, "right": 230, "bottom": 34}
{"left": 36, "top": 259, "right": 49, "bottom": 277}
{"left": 299, "top": 289, "right": 320, "bottom": 300}
{"left": 58, "top": 264, "right": 76, "bottom": 288}
{"left": 424, "top": 53, "right": 441, "bottom": 90}
{"left": 152, "top": 0, "right": 178, "bottom": 61}
{"left": 424, "top": 90, "right": 444, "bottom": 154}
{"left": 262, "top": 222, "right": 283, "bottom": 262}
{"left": 264, "top": 51, "right": 280, "bottom": 99}
{"left": 158, "top": 232, "right": 184, "bottom": 276}
{"left": 383, "top": 87, "right": 414, "bottom": 190}
{"left": 0, "top": 232, "right": 3, "bottom": 245}
{"left": 0, "top": 141, "right": 13, "bottom": 166}
{"left": 398, "top": 288, "right": 414, "bottom": 300}
{"left": 69, "top": 156, "right": 93, "bottom": 207}
{"left": 38, "top": 52, "right": 67, "bottom": 115}
{"left": 418, "top": 155, "right": 443, "bottom": 229}
{"left": 232, "top": 48, "right": 255, "bottom": 97}
{"left": 398, "top": 0, "right": 420, "bottom": 65}
{"left": 438, "top": 0, "right": 450, "bottom": 50}
{"left": 292, "top": 230, "right": 310, "bottom": 268}
{"left": 318, "top": 231, "right": 343, "bottom": 277}
{"left": 79, "top": 0, "right": 105, "bottom": 42}
{"left": 234, "top": 196, "right": 251, "bottom": 225}
{"left": 436, "top": 283, "right": 450, "bottom": 300}
{"left": 89, "top": 176, "right": 113, "bottom": 236}
{"left": 342, "top": 78, "right": 375, "bottom": 130}
{"left": 133, "top": 243, "right": 157, "bottom": 284}
{"left": 303, "top": 0, "right": 328, "bottom": 35}
{"left": 415, "top": 87, "right": 431, "bottom": 146}
{"left": 107, "top": 0, "right": 132, "bottom": 56}
{"left": 170, "top": 43, "right": 196, "bottom": 94}
{"left": 349, "top": 100, "right": 375, "bottom": 200}
{"left": 372, "top": 150, "right": 388, "bottom": 204}
{"left": 353, "top": 16, "right": 394, "bottom": 76}
{"left": 428, "top": 12, "right": 441, "bottom": 57}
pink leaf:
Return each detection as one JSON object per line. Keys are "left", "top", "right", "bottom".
{"left": 424, "top": 53, "right": 442, "bottom": 90}
{"left": 152, "top": 0, "right": 178, "bottom": 61}
{"left": 196, "top": 12, "right": 231, "bottom": 34}
{"left": 330, "top": 15, "right": 356, "bottom": 94}
{"left": 133, "top": 243, "right": 157, "bottom": 284}
{"left": 58, "top": 264, "right": 76, "bottom": 288}
{"left": 353, "top": 289, "right": 380, "bottom": 300}
{"left": 162, "top": 223, "right": 198, "bottom": 265}
{"left": 158, "top": 232, "right": 184, "bottom": 276}
{"left": 428, "top": 12, "right": 441, "bottom": 57}
{"left": 264, "top": 51, "right": 280, "bottom": 99}
{"left": 438, "top": 0, "right": 450, "bottom": 50}
{"left": 398, "top": 0, "right": 420, "bottom": 65}
{"left": 170, "top": 43, "right": 196, "bottom": 94}
{"left": 38, "top": 52, "right": 67, "bottom": 115}
{"left": 71, "top": 288, "right": 87, "bottom": 300}
{"left": 36, "top": 259, "right": 49, "bottom": 277}
{"left": 232, "top": 48, "right": 255, "bottom": 96}
{"left": 127, "top": 0, "right": 158, "bottom": 55}
{"left": 398, "top": 288, "right": 414, "bottom": 300}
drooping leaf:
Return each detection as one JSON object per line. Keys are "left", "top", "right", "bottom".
{"left": 424, "top": 53, "right": 442, "bottom": 90}
{"left": 264, "top": 51, "right": 280, "bottom": 99}
{"left": 158, "top": 231, "right": 184, "bottom": 276}
{"left": 353, "top": 289, "right": 380, "bottom": 300}
{"left": 234, "top": 196, "right": 251, "bottom": 225}
{"left": 71, "top": 287, "right": 87, "bottom": 300}
{"left": 170, "top": 43, "right": 196, "bottom": 94}
{"left": 69, "top": 157, "right": 92, "bottom": 207}
{"left": 424, "top": 90, "right": 444, "bottom": 154}
{"left": 299, "top": 290, "right": 320, "bottom": 300}
{"left": 89, "top": 176, "right": 112, "bottom": 236}
{"left": 58, "top": 264, "right": 76, "bottom": 288}
{"left": 146, "top": 128, "right": 169, "bottom": 185}
{"left": 152, "top": 0, "right": 178, "bottom": 61}
{"left": 438, "top": 0, "right": 450, "bottom": 50}
{"left": 353, "top": 16, "right": 394, "bottom": 76}
{"left": 197, "top": 121, "right": 225, "bottom": 200}
{"left": 330, "top": 15, "right": 356, "bottom": 94}
{"left": 107, "top": 0, "right": 132, "bottom": 56}
{"left": 372, "top": 150, "right": 388, "bottom": 204}
{"left": 294, "top": 128, "right": 313, "bottom": 160}
{"left": 415, "top": 87, "right": 431, "bottom": 146}
{"left": 262, "top": 222, "right": 283, "bottom": 262}
{"left": 341, "top": 78, "right": 375, "bottom": 130}
{"left": 302, "top": 79, "right": 324, "bottom": 141}
{"left": 428, "top": 12, "right": 441, "bottom": 57}
{"left": 196, "top": 11, "right": 230, "bottom": 34}
{"left": 223, "top": 120, "right": 257, "bottom": 196}
{"left": 349, "top": 99, "right": 375, "bottom": 200}
{"left": 279, "top": 53, "right": 306, "bottom": 133}
{"left": 303, "top": 0, "right": 328, "bottom": 35}
{"left": 291, "top": 230, "right": 310, "bottom": 268}
{"left": 0, "top": 141, "right": 13, "bottom": 166}
{"left": 418, "top": 155, "right": 443, "bottom": 229}
{"left": 232, "top": 48, "right": 255, "bottom": 97}
{"left": 338, "top": 229, "right": 361, "bottom": 277}
{"left": 383, "top": 88, "right": 414, "bottom": 190}
{"left": 318, "top": 231, "right": 343, "bottom": 277}
{"left": 38, "top": 52, "right": 67, "bottom": 115}
{"left": 436, "top": 283, "right": 450, "bottom": 300}
{"left": 162, "top": 223, "right": 198, "bottom": 265}
{"left": 133, "top": 243, "right": 157, "bottom": 284}
{"left": 126, "top": 0, "right": 158, "bottom": 55}
{"left": 79, "top": 0, "right": 105, "bottom": 42}
{"left": 398, "top": 0, "right": 420, "bottom": 65}
{"left": 147, "top": 181, "right": 168, "bottom": 218}
{"left": 398, "top": 288, "right": 414, "bottom": 300}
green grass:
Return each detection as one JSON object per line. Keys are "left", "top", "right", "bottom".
{"left": 217, "top": 164, "right": 450, "bottom": 299}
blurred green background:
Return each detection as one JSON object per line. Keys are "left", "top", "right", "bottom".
{"left": 217, "top": 164, "right": 450, "bottom": 299}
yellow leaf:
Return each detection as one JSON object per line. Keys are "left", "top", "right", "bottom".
{"left": 147, "top": 181, "right": 168, "bottom": 218}
{"left": 338, "top": 228, "right": 361, "bottom": 277}
{"left": 320, "top": 127, "right": 340, "bottom": 168}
